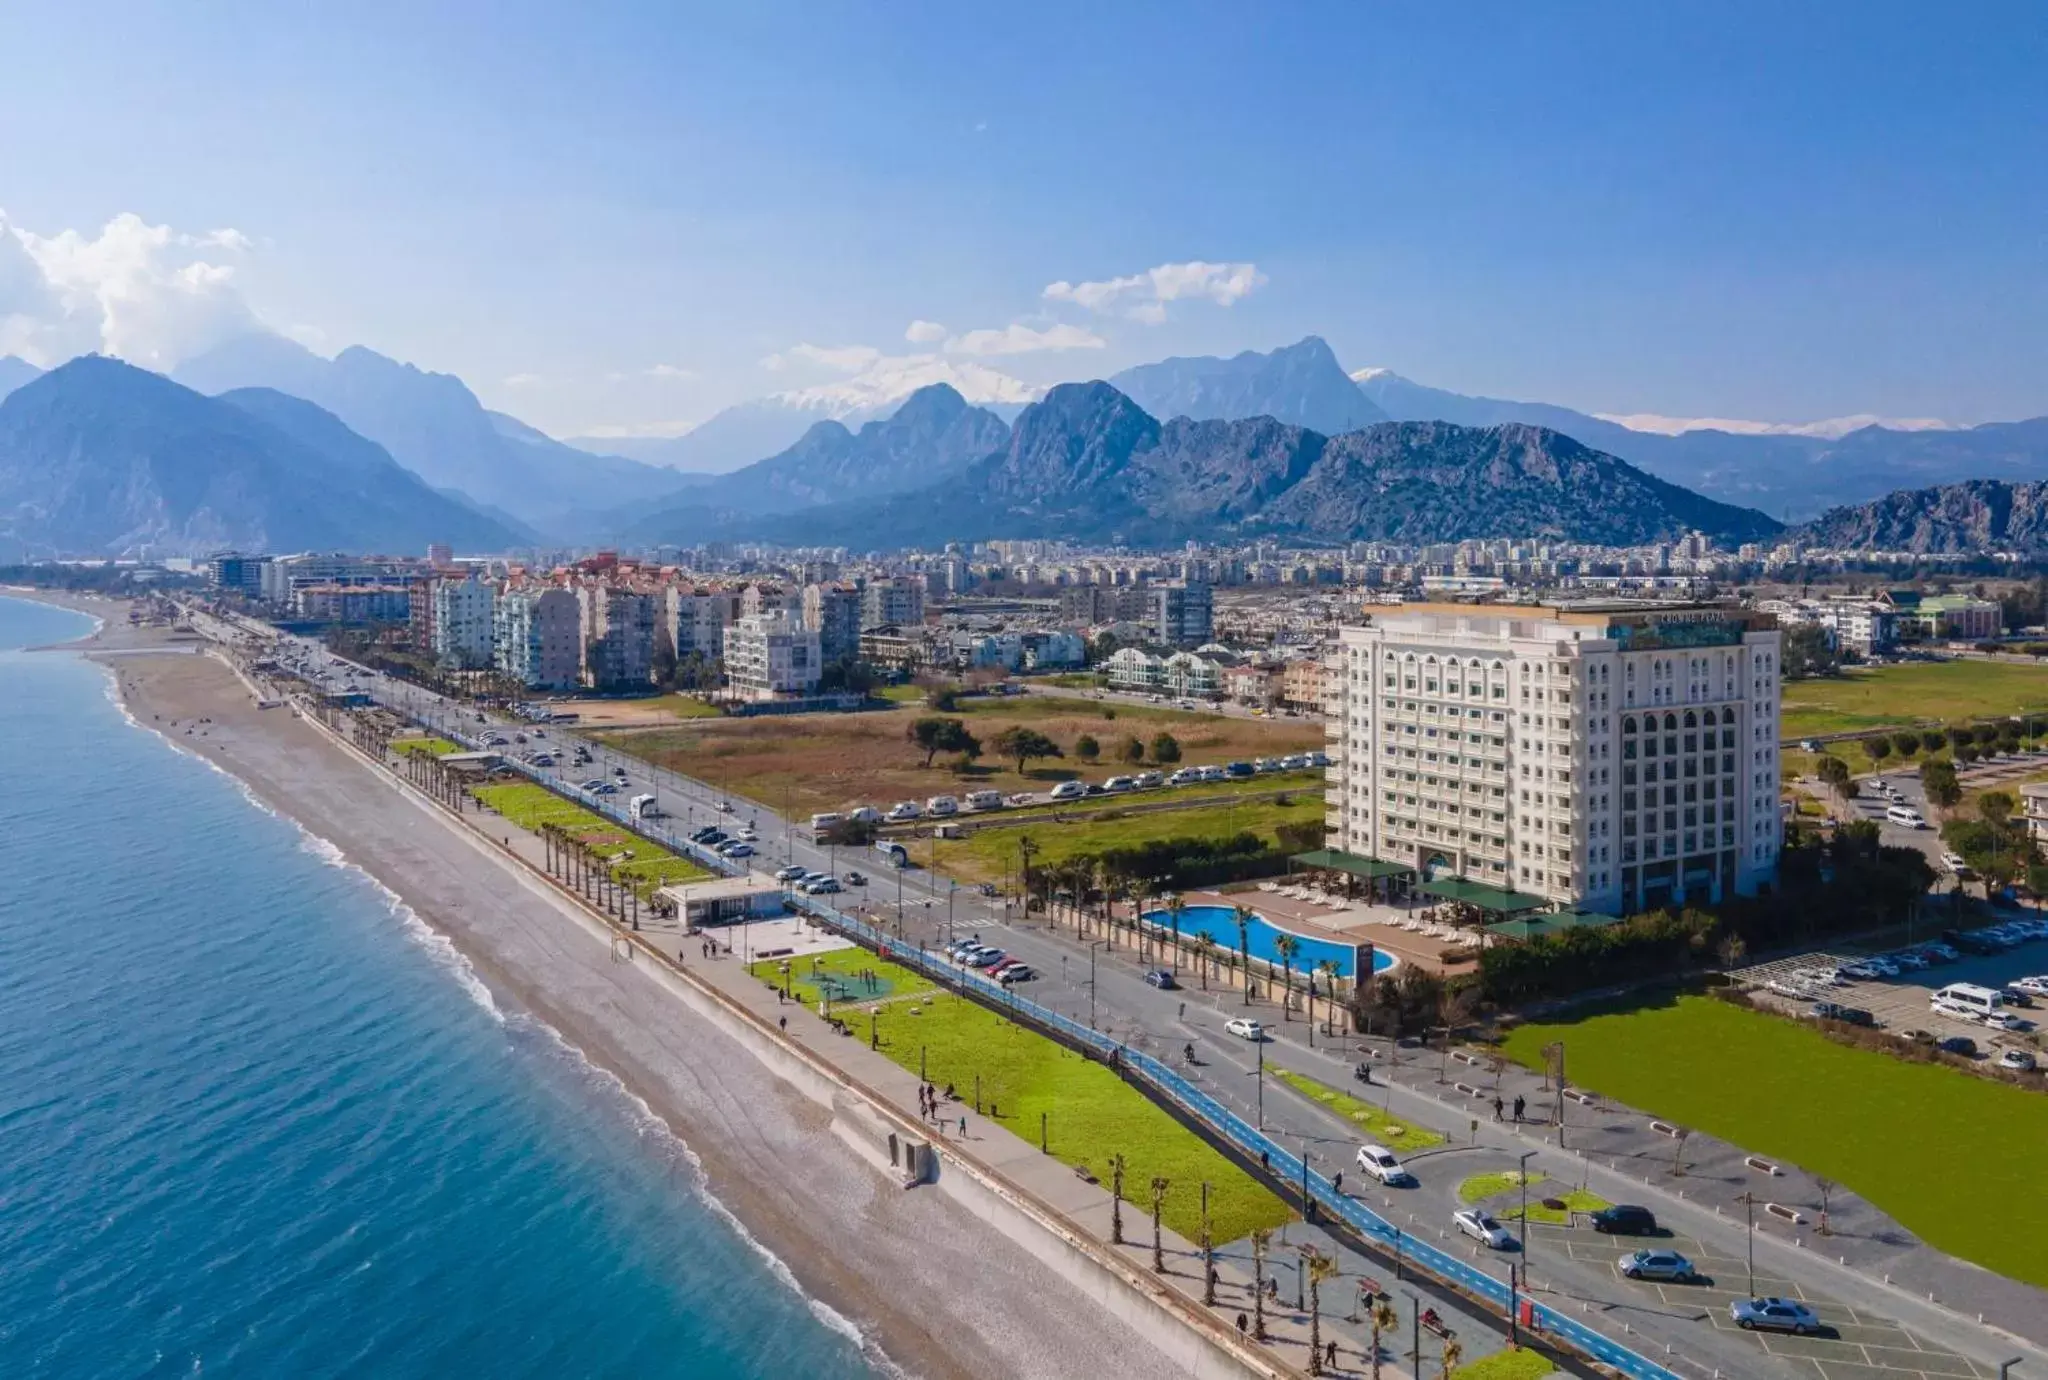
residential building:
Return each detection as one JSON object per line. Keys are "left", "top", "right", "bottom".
{"left": 582, "top": 586, "right": 658, "bottom": 690}
{"left": 1153, "top": 579, "right": 1214, "bottom": 648}
{"left": 1060, "top": 584, "right": 1153, "bottom": 626}
{"left": 206, "top": 552, "right": 271, "bottom": 599}
{"left": 668, "top": 587, "right": 740, "bottom": 662}
{"left": 858, "top": 625, "right": 935, "bottom": 673}
{"left": 2021, "top": 782, "right": 2048, "bottom": 849}
{"left": 724, "top": 611, "right": 822, "bottom": 701}
{"left": 292, "top": 584, "right": 412, "bottom": 623}
{"left": 801, "top": 582, "right": 864, "bottom": 663}
{"left": 1281, "top": 657, "right": 1334, "bottom": 713}
{"left": 430, "top": 574, "right": 497, "bottom": 669}
{"left": 1910, "top": 594, "right": 2002, "bottom": 642}
{"left": 861, "top": 577, "right": 925, "bottom": 631}
{"left": 1327, "top": 601, "right": 1782, "bottom": 915}
{"left": 494, "top": 587, "right": 582, "bottom": 690}
{"left": 1224, "top": 662, "right": 1279, "bottom": 706}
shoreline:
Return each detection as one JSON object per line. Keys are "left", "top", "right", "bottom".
{"left": 15, "top": 596, "right": 1192, "bottom": 1380}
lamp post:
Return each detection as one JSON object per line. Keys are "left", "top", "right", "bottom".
{"left": 1998, "top": 1359, "right": 2023, "bottom": 1380}
{"left": 1737, "top": 1191, "right": 1758, "bottom": 1296}
{"left": 1517, "top": 1149, "right": 1536, "bottom": 1277}
{"left": 1256, "top": 1034, "right": 1266, "bottom": 1130}
{"left": 1402, "top": 1288, "right": 1421, "bottom": 1377}
{"left": 1088, "top": 940, "right": 1106, "bottom": 1031}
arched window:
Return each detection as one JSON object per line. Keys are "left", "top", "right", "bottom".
{"left": 1683, "top": 710, "right": 1698, "bottom": 729}
{"left": 1663, "top": 712, "right": 1678, "bottom": 731}
{"left": 1622, "top": 715, "right": 1638, "bottom": 734}
{"left": 1721, "top": 707, "right": 1737, "bottom": 724}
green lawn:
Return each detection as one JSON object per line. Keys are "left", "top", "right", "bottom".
{"left": 875, "top": 684, "right": 927, "bottom": 704}
{"left": 1502, "top": 995, "right": 2048, "bottom": 1286}
{"left": 1453, "top": 1346, "right": 1563, "bottom": 1380}
{"left": 945, "top": 796, "right": 1324, "bottom": 884}
{"left": 392, "top": 735, "right": 461, "bottom": 757}
{"left": 657, "top": 693, "right": 724, "bottom": 719}
{"left": 750, "top": 948, "right": 1291, "bottom": 1243}
{"left": 1273, "top": 1069, "right": 1445, "bottom": 1150}
{"left": 1456, "top": 1170, "right": 1541, "bottom": 1205}
{"left": 1507, "top": 1188, "right": 1609, "bottom": 1226}
{"left": 471, "top": 781, "right": 711, "bottom": 890}
{"left": 1782, "top": 661, "right": 2048, "bottom": 739}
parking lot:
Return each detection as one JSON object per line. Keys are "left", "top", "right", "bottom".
{"left": 1537, "top": 1218, "right": 2001, "bottom": 1380}
{"left": 1736, "top": 920, "right": 2048, "bottom": 1071}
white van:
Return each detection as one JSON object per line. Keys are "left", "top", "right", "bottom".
{"left": 926, "top": 795, "right": 960, "bottom": 817}
{"left": 965, "top": 790, "right": 1005, "bottom": 812}
{"left": 1932, "top": 982, "right": 2003, "bottom": 1020}
{"left": 1885, "top": 805, "right": 1926, "bottom": 829}
{"left": 809, "top": 811, "right": 846, "bottom": 833}
{"left": 630, "top": 793, "right": 664, "bottom": 821}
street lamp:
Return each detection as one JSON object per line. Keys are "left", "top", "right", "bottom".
{"left": 1401, "top": 1288, "right": 1421, "bottom": 1377}
{"left": 1088, "top": 940, "right": 1106, "bottom": 1031}
{"left": 1736, "top": 1191, "right": 1758, "bottom": 1297}
{"left": 1517, "top": 1149, "right": 1537, "bottom": 1272}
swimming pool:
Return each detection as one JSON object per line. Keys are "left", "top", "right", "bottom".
{"left": 1140, "top": 903, "right": 1395, "bottom": 981}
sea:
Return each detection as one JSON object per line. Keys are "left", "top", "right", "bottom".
{"left": 0, "top": 597, "right": 879, "bottom": 1379}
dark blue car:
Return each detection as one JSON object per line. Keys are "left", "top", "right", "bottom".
{"left": 1144, "top": 969, "right": 1178, "bottom": 990}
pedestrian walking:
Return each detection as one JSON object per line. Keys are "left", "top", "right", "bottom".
{"left": 1333, "top": 1170, "right": 1344, "bottom": 1195}
{"left": 1493, "top": 1095, "right": 1504, "bottom": 1121}
{"left": 1235, "top": 1313, "right": 1248, "bottom": 1337}
{"left": 958, "top": 1115, "right": 967, "bottom": 1137}
{"left": 778, "top": 1015, "right": 787, "bottom": 1032}
{"left": 1513, "top": 1094, "right": 1526, "bottom": 1121}
{"left": 1325, "top": 1340, "right": 1337, "bottom": 1368}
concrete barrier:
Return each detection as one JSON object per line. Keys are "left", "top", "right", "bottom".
{"left": 1745, "top": 1155, "right": 1783, "bottom": 1176}
{"left": 1766, "top": 1202, "right": 1808, "bottom": 1225}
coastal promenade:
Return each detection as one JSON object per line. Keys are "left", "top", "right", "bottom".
{"left": 78, "top": 620, "right": 1212, "bottom": 1380}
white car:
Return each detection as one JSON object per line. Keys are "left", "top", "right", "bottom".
{"left": 926, "top": 795, "right": 960, "bottom": 817}
{"left": 1224, "top": 1017, "right": 1266, "bottom": 1041}
{"left": 1048, "top": 780, "right": 1087, "bottom": 801}
{"left": 2013, "top": 976, "right": 2048, "bottom": 997}
{"left": 1354, "top": 1144, "right": 1413, "bottom": 1186}
{"left": 1983, "top": 1011, "right": 2028, "bottom": 1032}
{"left": 1939, "top": 851, "right": 1967, "bottom": 871}
{"left": 1453, "top": 1209, "right": 1515, "bottom": 1250}
{"left": 885, "top": 801, "right": 923, "bottom": 822}
{"left": 1997, "top": 1049, "right": 2037, "bottom": 1072}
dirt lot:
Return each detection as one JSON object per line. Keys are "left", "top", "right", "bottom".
{"left": 595, "top": 695, "right": 1324, "bottom": 818}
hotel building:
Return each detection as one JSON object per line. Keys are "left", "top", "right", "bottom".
{"left": 1326, "top": 602, "right": 1782, "bottom": 916}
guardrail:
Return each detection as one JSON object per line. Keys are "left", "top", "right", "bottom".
{"left": 411, "top": 705, "right": 1676, "bottom": 1380}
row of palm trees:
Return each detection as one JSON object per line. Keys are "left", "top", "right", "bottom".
{"left": 538, "top": 820, "right": 663, "bottom": 931}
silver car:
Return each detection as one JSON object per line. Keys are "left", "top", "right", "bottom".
{"left": 1618, "top": 1248, "right": 1696, "bottom": 1282}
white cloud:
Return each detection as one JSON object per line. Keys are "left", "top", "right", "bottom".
{"left": 1042, "top": 259, "right": 1265, "bottom": 320}
{"left": 758, "top": 352, "right": 788, "bottom": 372}
{"left": 771, "top": 351, "right": 1040, "bottom": 415}
{"left": 644, "top": 362, "right": 696, "bottom": 380}
{"left": 503, "top": 372, "right": 544, "bottom": 388}
{"left": 944, "top": 321, "right": 1106, "bottom": 357}
{"left": 904, "top": 319, "right": 949, "bottom": 344}
{"left": 0, "top": 209, "right": 261, "bottom": 369}
{"left": 788, "top": 342, "right": 884, "bottom": 373}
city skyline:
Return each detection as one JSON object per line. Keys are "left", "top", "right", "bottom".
{"left": 2, "top": 2, "right": 2043, "bottom": 438}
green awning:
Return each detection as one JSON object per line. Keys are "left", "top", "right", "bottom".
{"left": 1418, "top": 877, "right": 1551, "bottom": 913}
{"left": 1485, "top": 916, "right": 1569, "bottom": 940}
{"left": 1290, "top": 849, "right": 1416, "bottom": 880}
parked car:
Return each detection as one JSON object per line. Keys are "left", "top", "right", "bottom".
{"left": 1618, "top": 1249, "right": 1696, "bottom": 1281}
{"left": 1590, "top": 1204, "right": 1658, "bottom": 1235}
{"left": 1898, "top": 1027, "right": 1937, "bottom": 1046}
{"left": 1982, "top": 1011, "right": 2029, "bottom": 1032}
{"left": 1224, "top": 1017, "right": 1266, "bottom": 1041}
{"left": 844, "top": 870, "right": 868, "bottom": 886}
{"left": 1048, "top": 780, "right": 1087, "bottom": 801}
{"left": 968, "top": 950, "right": 1009, "bottom": 969}
{"left": 1730, "top": 1297, "right": 1820, "bottom": 1335}
{"left": 996, "top": 965, "right": 1036, "bottom": 984}
{"left": 1810, "top": 1002, "right": 1876, "bottom": 1027}
{"left": 719, "top": 841, "right": 754, "bottom": 858}
{"left": 1133, "top": 771, "right": 1164, "bottom": 789}
{"left": 799, "top": 876, "right": 841, "bottom": 894}
{"left": 2013, "top": 975, "right": 2048, "bottom": 997}
{"left": 1997, "top": 1049, "right": 2037, "bottom": 1072}
{"left": 1937, "top": 1035, "right": 1978, "bottom": 1056}
{"left": 1143, "top": 969, "right": 1178, "bottom": 990}
{"left": 1354, "top": 1144, "right": 1413, "bottom": 1186}
{"left": 1453, "top": 1209, "right": 1516, "bottom": 1250}
{"left": 774, "top": 864, "right": 808, "bottom": 882}
{"left": 885, "top": 801, "right": 923, "bottom": 822}
{"left": 1103, "top": 775, "right": 1136, "bottom": 793}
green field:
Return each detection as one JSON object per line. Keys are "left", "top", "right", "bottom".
{"left": 1453, "top": 1347, "right": 1563, "bottom": 1380}
{"left": 942, "top": 795, "right": 1324, "bottom": 884}
{"left": 1782, "top": 661, "right": 2048, "bottom": 739}
{"left": 1272, "top": 1068, "right": 1445, "bottom": 1150}
{"left": 392, "top": 735, "right": 462, "bottom": 757}
{"left": 751, "top": 947, "right": 1291, "bottom": 1243}
{"left": 1502, "top": 995, "right": 2048, "bottom": 1285}
{"left": 657, "top": 694, "right": 724, "bottom": 719}
{"left": 471, "top": 781, "right": 711, "bottom": 890}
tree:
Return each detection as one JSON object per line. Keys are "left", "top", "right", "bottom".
{"left": 1109, "top": 1153, "right": 1127, "bottom": 1244}
{"left": 907, "top": 716, "right": 977, "bottom": 767}
{"left": 1250, "top": 1227, "right": 1272, "bottom": 1341}
{"left": 1975, "top": 722, "right": 2003, "bottom": 746}
{"left": 1150, "top": 731, "right": 1182, "bottom": 764}
{"left": 1957, "top": 742, "right": 1981, "bottom": 765}
{"left": 1274, "top": 933, "right": 1301, "bottom": 1021}
{"left": 1979, "top": 790, "right": 2017, "bottom": 830}
{"left": 1946, "top": 725, "right": 1974, "bottom": 752}
{"left": 1306, "top": 1248, "right": 1338, "bottom": 1374}
{"left": 1816, "top": 755, "right": 1852, "bottom": 804}
{"left": 1120, "top": 734, "right": 1146, "bottom": 764}
{"left": 1892, "top": 731, "right": 1921, "bottom": 757}
{"left": 1148, "top": 1175, "right": 1170, "bottom": 1272}
{"left": 1921, "top": 757, "right": 1963, "bottom": 811}
{"left": 1370, "top": 1299, "right": 1398, "bottom": 1380}
{"left": 1192, "top": 933, "right": 1217, "bottom": 989}
{"left": 1920, "top": 729, "right": 1948, "bottom": 754}
{"left": 1862, "top": 737, "right": 1891, "bottom": 767}
{"left": 1233, "top": 903, "right": 1256, "bottom": 1007}
{"left": 1781, "top": 622, "right": 1838, "bottom": 679}
{"left": 991, "top": 726, "right": 1062, "bottom": 775}
{"left": 1075, "top": 732, "right": 1100, "bottom": 762}
{"left": 1441, "top": 1336, "right": 1463, "bottom": 1378}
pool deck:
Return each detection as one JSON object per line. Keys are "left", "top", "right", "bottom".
{"left": 1180, "top": 886, "right": 1474, "bottom": 977}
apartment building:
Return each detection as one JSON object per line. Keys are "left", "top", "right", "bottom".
{"left": 580, "top": 585, "right": 658, "bottom": 690}
{"left": 1153, "top": 579, "right": 1214, "bottom": 648}
{"left": 860, "top": 577, "right": 925, "bottom": 631}
{"left": 430, "top": 574, "right": 497, "bottom": 669}
{"left": 1327, "top": 602, "right": 1782, "bottom": 916}
{"left": 723, "top": 611, "right": 821, "bottom": 702}
{"left": 493, "top": 587, "right": 582, "bottom": 690}
{"left": 668, "top": 587, "right": 740, "bottom": 662}
{"left": 801, "top": 582, "right": 864, "bottom": 663}
{"left": 292, "top": 584, "right": 411, "bottom": 623}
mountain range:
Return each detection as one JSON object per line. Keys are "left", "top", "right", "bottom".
{"left": 170, "top": 334, "right": 690, "bottom": 532}
{"left": 624, "top": 379, "right": 1782, "bottom": 550}
{"left": 1796, "top": 474, "right": 2048, "bottom": 555}
{"left": 0, "top": 358, "right": 519, "bottom": 559}
{"left": 0, "top": 356, "right": 44, "bottom": 402}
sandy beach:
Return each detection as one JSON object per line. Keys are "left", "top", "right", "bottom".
{"left": 36, "top": 598, "right": 1189, "bottom": 1380}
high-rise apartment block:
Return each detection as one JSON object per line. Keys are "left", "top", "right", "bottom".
{"left": 801, "top": 582, "right": 864, "bottom": 663}
{"left": 430, "top": 574, "right": 497, "bottom": 669}
{"left": 723, "top": 611, "right": 821, "bottom": 701}
{"left": 1154, "top": 579, "right": 1214, "bottom": 648}
{"left": 860, "top": 577, "right": 925, "bottom": 631}
{"left": 581, "top": 586, "right": 658, "bottom": 690}
{"left": 493, "top": 588, "right": 582, "bottom": 690}
{"left": 1326, "top": 602, "right": 1781, "bottom": 915}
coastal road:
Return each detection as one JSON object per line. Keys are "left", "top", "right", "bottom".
{"left": 207, "top": 614, "right": 2044, "bottom": 1380}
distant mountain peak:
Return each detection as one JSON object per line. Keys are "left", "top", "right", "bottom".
{"left": 1109, "top": 337, "right": 1388, "bottom": 434}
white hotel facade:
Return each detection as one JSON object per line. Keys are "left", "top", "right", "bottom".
{"left": 1327, "top": 602, "right": 1782, "bottom": 916}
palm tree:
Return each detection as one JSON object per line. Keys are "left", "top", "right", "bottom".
{"left": 1233, "top": 903, "right": 1256, "bottom": 1007}
{"left": 1370, "top": 1299, "right": 1398, "bottom": 1379}
{"left": 1109, "top": 1153, "right": 1127, "bottom": 1244}
{"left": 1199, "top": 1180, "right": 1215, "bottom": 1305}
{"left": 1166, "top": 893, "right": 1186, "bottom": 974}
{"left": 1306, "top": 1248, "right": 1339, "bottom": 1375}
{"left": 1148, "top": 1175, "right": 1171, "bottom": 1272}
{"left": 1250, "top": 1227, "right": 1272, "bottom": 1340}
{"left": 1441, "top": 1336, "right": 1463, "bottom": 1378}
{"left": 1274, "top": 933, "right": 1301, "bottom": 1022}
{"left": 1314, "top": 959, "right": 1341, "bottom": 1034}
{"left": 1192, "top": 933, "right": 1218, "bottom": 990}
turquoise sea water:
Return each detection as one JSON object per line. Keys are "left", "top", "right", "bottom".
{"left": 0, "top": 597, "right": 877, "bottom": 1379}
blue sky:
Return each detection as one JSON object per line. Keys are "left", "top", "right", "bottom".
{"left": 1, "top": 1, "right": 2042, "bottom": 436}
